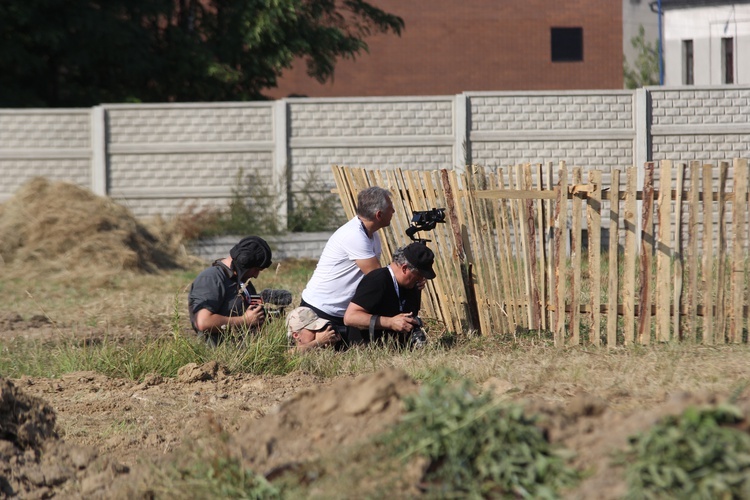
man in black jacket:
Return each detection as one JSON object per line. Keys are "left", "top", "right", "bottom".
{"left": 343, "top": 242, "right": 435, "bottom": 346}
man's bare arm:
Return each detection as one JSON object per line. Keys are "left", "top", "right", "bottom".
{"left": 354, "top": 257, "right": 380, "bottom": 275}
{"left": 193, "top": 305, "right": 264, "bottom": 333}
{"left": 344, "top": 301, "right": 416, "bottom": 334}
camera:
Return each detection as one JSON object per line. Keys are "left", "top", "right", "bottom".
{"left": 411, "top": 208, "right": 445, "bottom": 225}
{"left": 406, "top": 208, "right": 446, "bottom": 242}
{"left": 408, "top": 317, "right": 428, "bottom": 350}
{"left": 323, "top": 322, "right": 349, "bottom": 338}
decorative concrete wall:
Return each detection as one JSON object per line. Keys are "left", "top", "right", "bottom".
{"left": 650, "top": 87, "right": 750, "bottom": 163}
{"left": 1, "top": 86, "right": 749, "bottom": 229}
{"left": 0, "top": 109, "right": 92, "bottom": 194}
{"left": 103, "top": 103, "right": 278, "bottom": 218}
{"left": 467, "top": 90, "right": 639, "bottom": 188}
{"left": 188, "top": 232, "right": 331, "bottom": 262}
{"left": 287, "top": 96, "right": 458, "bottom": 219}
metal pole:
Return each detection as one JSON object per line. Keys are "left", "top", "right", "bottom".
{"left": 658, "top": 0, "right": 664, "bottom": 85}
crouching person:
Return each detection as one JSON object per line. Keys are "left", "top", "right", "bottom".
{"left": 188, "top": 236, "right": 272, "bottom": 345}
{"left": 286, "top": 307, "right": 342, "bottom": 352}
{"left": 343, "top": 242, "right": 435, "bottom": 347}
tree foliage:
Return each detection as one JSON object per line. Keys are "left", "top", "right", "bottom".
{"left": 0, "top": 0, "right": 403, "bottom": 107}
{"left": 624, "top": 25, "right": 659, "bottom": 89}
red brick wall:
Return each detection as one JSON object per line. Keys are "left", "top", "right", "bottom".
{"left": 267, "top": 0, "right": 623, "bottom": 98}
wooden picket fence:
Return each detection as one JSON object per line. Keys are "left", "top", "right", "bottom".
{"left": 332, "top": 158, "right": 750, "bottom": 346}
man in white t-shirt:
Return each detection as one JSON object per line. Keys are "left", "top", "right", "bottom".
{"left": 300, "top": 186, "right": 394, "bottom": 335}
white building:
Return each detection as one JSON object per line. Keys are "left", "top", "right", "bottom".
{"left": 662, "top": 0, "right": 750, "bottom": 85}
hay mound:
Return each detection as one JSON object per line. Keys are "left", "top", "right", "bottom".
{"left": 0, "top": 177, "right": 186, "bottom": 278}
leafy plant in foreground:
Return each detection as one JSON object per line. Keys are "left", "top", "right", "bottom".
{"left": 383, "top": 373, "right": 579, "bottom": 498}
{"left": 624, "top": 404, "right": 750, "bottom": 499}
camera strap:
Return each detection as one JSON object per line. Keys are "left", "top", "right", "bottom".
{"left": 387, "top": 266, "right": 402, "bottom": 311}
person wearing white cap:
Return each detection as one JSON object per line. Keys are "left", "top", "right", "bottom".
{"left": 286, "top": 307, "right": 342, "bottom": 352}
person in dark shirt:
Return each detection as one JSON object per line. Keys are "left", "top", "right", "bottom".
{"left": 343, "top": 242, "right": 435, "bottom": 346}
{"left": 187, "top": 236, "right": 272, "bottom": 345}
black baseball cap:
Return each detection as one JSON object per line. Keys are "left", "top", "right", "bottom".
{"left": 230, "top": 236, "right": 272, "bottom": 279}
{"left": 403, "top": 243, "right": 436, "bottom": 280}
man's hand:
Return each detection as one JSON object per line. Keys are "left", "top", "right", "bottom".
{"left": 315, "top": 325, "right": 341, "bottom": 346}
{"left": 243, "top": 303, "right": 265, "bottom": 326}
{"left": 384, "top": 312, "right": 418, "bottom": 334}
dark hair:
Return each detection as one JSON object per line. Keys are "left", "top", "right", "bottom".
{"left": 356, "top": 186, "right": 391, "bottom": 220}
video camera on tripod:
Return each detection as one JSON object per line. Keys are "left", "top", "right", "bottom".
{"left": 405, "top": 208, "right": 446, "bottom": 242}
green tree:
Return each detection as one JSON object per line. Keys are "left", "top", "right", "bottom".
{"left": 624, "top": 25, "right": 659, "bottom": 89}
{"left": 0, "top": 0, "right": 403, "bottom": 107}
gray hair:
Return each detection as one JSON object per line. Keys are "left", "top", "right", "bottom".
{"left": 356, "top": 186, "right": 392, "bottom": 220}
{"left": 392, "top": 246, "right": 418, "bottom": 272}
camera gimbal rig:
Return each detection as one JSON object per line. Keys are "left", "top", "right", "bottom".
{"left": 405, "top": 208, "right": 446, "bottom": 243}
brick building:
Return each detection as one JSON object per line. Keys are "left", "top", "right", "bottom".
{"left": 267, "top": 0, "right": 625, "bottom": 98}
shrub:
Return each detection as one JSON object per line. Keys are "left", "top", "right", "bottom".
{"left": 384, "top": 373, "right": 579, "bottom": 498}
{"left": 625, "top": 404, "right": 750, "bottom": 499}
{"left": 173, "top": 167, "right": 344, "bottom": 241}
{"left": 288, "top": 169, "right": 345, "bottom": 232}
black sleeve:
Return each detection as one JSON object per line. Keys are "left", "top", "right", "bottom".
{"left": 351, "top": 269, "right": 389, "bottom": 313}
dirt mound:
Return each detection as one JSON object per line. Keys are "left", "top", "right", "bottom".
{"left": 0, "top": 377, "right": 133, "bottom": 498}
{"left": 0, "top": 177, "right": 188, "bottom": 280}
{"left": 231, "top": 368, "right": 419, "bottom": 476}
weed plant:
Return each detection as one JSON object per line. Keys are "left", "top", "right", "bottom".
{"left": 382, "top": 371, "right": 580, "bottom": 498}
{"left": 624, "top": 404, "right": 750, "bottom": 499}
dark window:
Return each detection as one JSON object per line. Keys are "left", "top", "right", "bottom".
{"left": 551, "top": 27, "right": 583, "bottom": 62}
{"left": 722, "top": 37, "right": 734, "bottom": 84}
{"left": 683, "top": 40, "right": 694, "bottom": 85}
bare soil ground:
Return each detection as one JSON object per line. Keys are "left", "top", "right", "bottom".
{"left": 2, "top": 178, "right": 750, "bottom": 498}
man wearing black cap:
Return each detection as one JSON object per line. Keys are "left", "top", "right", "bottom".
{"left": 343, "top": 242, "right": 435, "bottom": 346}
{"left": 188, "top": 236, "right": 273, "bottom": 344}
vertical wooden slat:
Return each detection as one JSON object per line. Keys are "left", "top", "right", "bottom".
{"left": 465, "top": 168, "right": 495, "bottom": 334}
{"left": 546, "top": 162, "right": 556, "bottom": 333}
{"left": 638, "top": 163, "right": 655, "bottom": 345}
{"left": 507, "top": 169, "right": 527, "bottom": 327}
{"left": 536, "top": 164, "right": 549, "bottom": 331}
{"left": 673, "top": 163, "right": 685, "bottom": 340}
{"left": 411, "top": 171, "right": 452, "bottom": 329}
{"left": 555, "top": 163, "right": 569, "bottom": 346}
{"left": 427, "top": 170, "right": 464, "bottom": 332}
{"left": 571, "top": 167, "right": 583, "bottom": 345}
{"left": 702, "top": 164, "right": 714, "bottom": 344}
{"left": 607, "top": 169, "right": 620, "bottom": 347}
{"left": 656, "top": 160, "right": 673, "bottom": 342}
{"left": 445, "top": 169, "right": 481, "bottom": 334}
{"left": 686, "top": 161, "right": 701, "bottom": 342}
{"left": 495, "top": 168, "right": 519, "bottom": 332}
{"left": 716, "top": 162, "right": 728, "bottom": 342}
{"left": 331, "top": 165, "right": 358, "bottom": 219}
{"left": 516, "top": 166, "right": 535, "bottom": 329}
{"left": 731, "top": 158, "right": 748, "bottom": 343}
{"left": 486, "top": 173, "right": 513, "bottom": 334}
{"left": 523, "top": 165, "right": 542, "bottom": 329}
{"left": 587, "top": 169, "right": 602, "bottom": 345}
{"left": 623, "top": 167, "right": 638, "bottom": 345}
